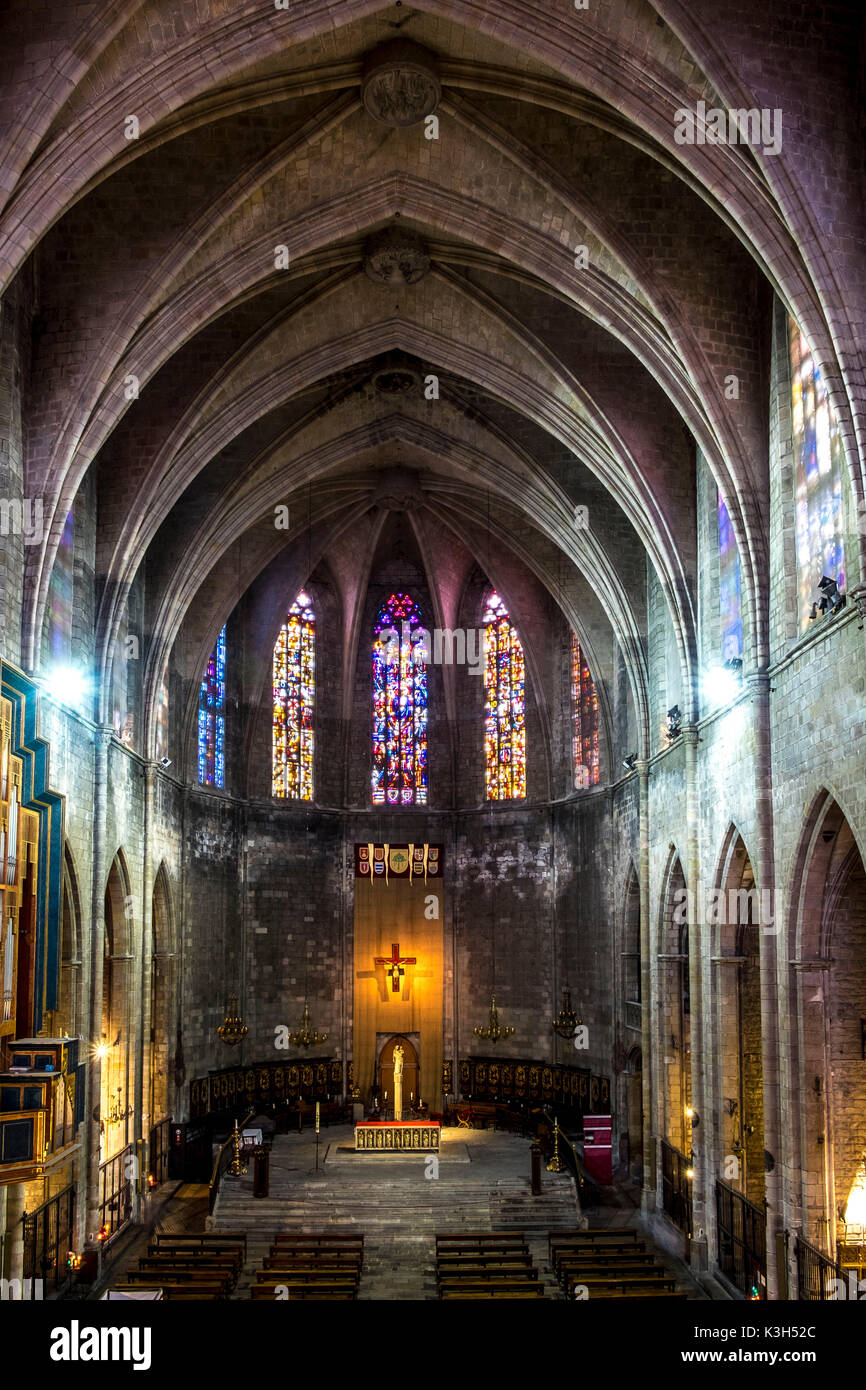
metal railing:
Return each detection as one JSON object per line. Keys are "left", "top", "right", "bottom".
{"left": 98, "top": 1144, "right": 134, "bottom": 1242}
{"left": 148, "top": 1117, "right": 172, "bottom": 1186}
{"left": 795, "top": 1234, "right": 845, "bottom": 1300}
{"left": 22, "top": 1184, "right": 75, "bottom": 1297}
{"left": 716, "top": 1179, "right": 767, "bottom": 1299}
{"left": 660, "top": 1140, "right": 692, "bottom": 1238}
{"left": 208, "top": 1110, "right": 255, "bottom": 1215}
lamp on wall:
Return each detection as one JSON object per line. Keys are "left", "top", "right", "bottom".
{"left": 809, "top": 575, "right": 846, "bottom": 621}
{"left": 665, "top": 706, "right": 682, "bottom": 740}
{"left": 622, "top": 754, "right": 637, "bottom": 773}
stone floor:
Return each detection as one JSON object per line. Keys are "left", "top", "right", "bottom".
{"left": 101, "top": 1126, "right": 711, "bottom": 1301}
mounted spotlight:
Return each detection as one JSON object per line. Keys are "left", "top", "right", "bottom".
{"left": 622, "top": 754, "right": 638, "bottom": 773}
{"left": 665, "top": 705, "right": 682, "bottom": 740}
{"left": 158, "top": 756, "right": 172, "bottom": 770}
{"left": 818, "top": 574, "right": 846, "bottom": 616}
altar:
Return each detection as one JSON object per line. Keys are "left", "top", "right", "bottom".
{"left": 354, "top": 1120, "right": 441, "bottom": 1152}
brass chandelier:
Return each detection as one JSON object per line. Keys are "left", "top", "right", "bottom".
{"left": 288, "top": 1002, "right": 327, "bottom": 1049}
{"left": 217, "top": 995, "right": 248, "bottom": 1046}
{"left": 473, "top": 994, "right": 514, "bottom": 1044}
{"left": 552, "top": 985, "right": 581, "bottom": 1040}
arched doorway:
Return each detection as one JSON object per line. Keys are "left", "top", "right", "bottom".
{"left": 150, "top": 864, "right": 176, "bottom": 1124}
{"left": 102, "top": 853, "right": 133, "bottom": 1160}
{"left": 792, "top": 794, "right": 866, "bottom": 1255}
{"left": 659, "top": 853, "right": 689, "bottom": 1153}
{"left": 714, "top": 829, "right": 765, "bottom": 1205}
{"left": 378, "top": 1035, "right": 419, "bottom": 1115}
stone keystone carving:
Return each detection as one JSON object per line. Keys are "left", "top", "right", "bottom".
{"left": 364, "top": 226, "right": 430, "bottom": 286}
{"left": 361, "top": 40, "right": 442, "bottom": 127}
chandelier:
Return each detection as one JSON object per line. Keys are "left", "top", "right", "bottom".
{"left": 217, "top": 995, "right": 248, "bottom": 1047}
{"left": 552, "top": 986, "right": 581, "bottom": 1040}
{"left": 288, "top": 1002, "right": 327, "bottom": 1049}
{"left": 473, "top": 995, "right": 514, "bottom": 1044}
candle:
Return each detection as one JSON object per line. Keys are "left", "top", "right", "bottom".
{"left": 410, "top": 1092, "right": 414, "bottom": 1101}
{"left": 384, "top": 1090, "right": 388, "bottom": 1100}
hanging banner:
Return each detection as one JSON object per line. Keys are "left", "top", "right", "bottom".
{"left": 354, "top": 844, "right": 444, "bottom": 883}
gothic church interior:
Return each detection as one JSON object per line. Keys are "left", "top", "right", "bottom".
{"left": 0, "top": 0, "right": 865, "bottom": 1315}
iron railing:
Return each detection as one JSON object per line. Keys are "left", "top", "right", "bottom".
{"left": 148, "top": 1117, "right": 172, "bottom": 1186}
{"left": 716, "top": 1179, "right": 767, "bottom": 1299}
{"left": 795, "top": 1234, "right": 845, "bottom": 1300}
{"left": 98, "top": 1144, "right": 134, "bottom": 1242}
{"left": 660, "top": 1139, "right": 692, "bottom": 1238}
{"left": 22, "top": 1184, "right": 75, "bottom": 1297}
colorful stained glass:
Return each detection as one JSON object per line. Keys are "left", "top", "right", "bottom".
{"left": 273, "top": 592, "right": 314, "bottom": 800}
{"left": 372, "top": 592, "right": 428, "bottom": 806}
{"left": 49, "top": 510, "right": 74, "bottom": 661}
{"left": 571, "top": 634, "right": 599, "bottom": 789}
{"left": 198, "top": 626, "right": 226, "bottom": 788}
{"left": 790, "top": 317, "right": 846, "bottom": 630}
{"left": 483, "top": 592, "right": 526, "bottom": 800}
{"left": 718, "top": 491, "right": 743, "bottom": 661}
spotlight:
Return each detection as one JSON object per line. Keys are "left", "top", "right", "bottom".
{"left": 158, "top": 756, "right": 172, "bottom": 769}
{"left": 818, "top": 575, "right": 846, "bottom": 616}
{"left": 703, "top": 658, "right": 743, "bottom": 708}
{"left": 95, "top": 1042, "right": 110, "bottom": 1061}
{"left": 622, "top": 754, "right": 637, "bottom": 773}
{"left": 41, "top": 664, "right": 90, "bottom": 708}
{"left": 665, "top": 705, "right": 682, "bottom": 740}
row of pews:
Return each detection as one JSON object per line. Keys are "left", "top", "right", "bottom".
{"left": 114, "top": 1232, "right": 247, "bottom": 1300}
{"left": 550, "top": 1228, "right": 685, "bottom": 1299}
{"left": 251, "top": 1232, "right": 363, "bottom": 1300}
{"left": 436, "top": 1232, "right": 544, "bottom": 1299}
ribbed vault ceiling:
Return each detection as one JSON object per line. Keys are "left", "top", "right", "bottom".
{"left": 3, "top": 0, "right": 863, "bottom": 760}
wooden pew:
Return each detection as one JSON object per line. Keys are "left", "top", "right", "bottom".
{"left": 264, "top": 1249, "right": 362, "bottom": 1266}
{"left": 440, "top": 1281, "right": 545, "bottom": 1299}
{"left": 574, "top": 1287, "right": 688, "bottom": 1300}
{"left": 273, "top": 1239, "right": 361, "bottom": 1251}
{"left": 155, "top": 1231, "right": 247, "bottom": 1254}
{"left": 251, "top": 1284, "right": 356, "bottom": 1300}
{"left": 124, "top": 1266, "right": 234, "bottom": 1293}
{"left": 113, "top": 1282, "right": 227, "bottom": 1301}
{"left": 437, "top": 1256, "right": 534, "bottom": 1272}
{"left": 566, "top": 1273, "right": 678, "bottom": 1296}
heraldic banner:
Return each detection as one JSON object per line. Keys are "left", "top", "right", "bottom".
{"left": 353, "top": 844, "right": 444, "bottom": 1112}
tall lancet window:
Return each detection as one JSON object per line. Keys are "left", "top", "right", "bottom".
{"left": 718, "top": 491, "right": 743, "bottom": 661}
{"left": 372, "top": 592, "right": 428, "bottom": 806}
{"left": 273, "top": 591, "right": 315, "bottom": 800}
{"left": 197, "top": 626, "right": 226, "bottom": 787}
{"left": 789, "top": 317, "right": 846, "bottom": 630}
{"left": 571, "top": 634, "right": 599, "bottom": 789}
{"left": 483, "top": 591, "right": 526, "bottom": 801}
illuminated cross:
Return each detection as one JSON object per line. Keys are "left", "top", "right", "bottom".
{"left": 375, "top": 942, "right": 417, "bottom": 993}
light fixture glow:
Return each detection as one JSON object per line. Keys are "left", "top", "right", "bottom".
{"left": 703, "top": 659, "right": 742, "bottom": 709}
{"left": 94, "top": 1042, "right": 110, "bottom": 1061}
{"left": 41, "top": 664, "right": 90, "bottom": 708}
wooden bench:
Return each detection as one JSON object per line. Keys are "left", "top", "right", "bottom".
{"left": 257, "top": 1267, "right": 359, "bottom": 1283}
{"left": 552, "top": 1241, "right": 647, "bottom": 1262}
{"left": 550, "top": 1229, "right": 639, "bottom": 1252}
{"left": 124, "top": 1266, "right": 234, "bottom": 1295}
{"left": 574, "top": 1287, "right": 687, "bottom": 1300}
{"left": 139, "top": 1255, "right": 240, "bottom": 1277}
{"left": 115, "top": 1279, "right": 228, "bottom": 1300}
{"left": 437, "top": 1256, "right": 534, "bottom": 1272}
{"left": 273, "top": 1239, "right": 361, "bottom": 1251}
{"left": 251, "top": 1284, "right": 356, "bottom": 1300}
{"left": 265, "top": 1249, "right": 362, "bottom": 1265}
{"left": 254, "top": 1278, "right": 358, "bottom": 1296}
{"left": 155, "top": 1231, "right": 247, "bottom": 1253}
{"left": 441, "top": 1282, "right": 544, "bottom": 1299}
{"left": 145, "top": 1248, "right": 243, "bottom": 1269}
{"left": 438, "top": 1231, "right": 525, "bottom": 1243}
{"left": 566, "top": 1273, "right": 678, "bottom": 1296}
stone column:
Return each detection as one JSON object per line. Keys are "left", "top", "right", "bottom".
{"left": 683, "top": 725, "right": 709, "bottom": 1272}
{"left": 750, "top": 670, "right": 782, "bottom": 1300}
{"left": 637, "top": 758, "right": 654, "bottom": 1212}
{"left": 81, "top": 726, "right": 113, "bottom": 1250}
{"left": 135, "top": 760, "right": 156, "bottom": 1217}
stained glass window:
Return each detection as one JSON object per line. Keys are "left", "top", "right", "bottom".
{"left": 483, "top": 592, "right": 526, "bottom": 800}
{"left": 571, "top": 634, "right": 599, "bottom": 789}
{"left": 372, "top": 593, "right": 428, "bottom": 805}
{"left": 198, "top": 626, "right": 226, "bottom": 788}
{"left": 790, "top": 317, "right": 846, "bottom": 630}
{"left": 718, "top": 491, "right": 743, "bottom": 661}
{"left": 154, "top": 666, "right": 170, "bottom": 765}
{"left": 273, "top": 592, "right": 315, "bottom": 800}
